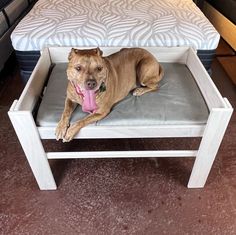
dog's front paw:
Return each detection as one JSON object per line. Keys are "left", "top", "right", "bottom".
{"left": 133, "top": 87, "right": 157, "bottom": 96}
{"left": 55, "top": 121, "right": 69, "bottom": 141}
{"left": 133, "top": 87, "right": 145, "bottom": 96}
{"left": 62, "top": 124, "right": 81, "bottom": 142}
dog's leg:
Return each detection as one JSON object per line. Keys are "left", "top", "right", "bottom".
{"left": 133, "top": 64, "right": 164, "bottom": 96}
{"left": 133, "top": 83, "right": 158, "bottom": 96}
{"left": 55, "top": 98, "right": 77, "bottom": 140}
{"left": 63, "top": 111, "right": 109, "bottom": 142}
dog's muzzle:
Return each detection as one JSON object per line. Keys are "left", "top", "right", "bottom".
{"left": 85, "top": 79, "right": 97, "bottom": 90}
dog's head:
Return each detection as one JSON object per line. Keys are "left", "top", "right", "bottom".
{"left": 67, "top": 48, "right": 107, "bottom": 92}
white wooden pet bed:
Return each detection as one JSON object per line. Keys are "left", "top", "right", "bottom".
{"left": 8, "top": 47, "right": 233, "bottom": 190}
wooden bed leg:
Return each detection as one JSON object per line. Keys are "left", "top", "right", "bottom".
{"left": 8, "top": 110, "right": 57, "bottom": 190}
{"left": 188, "top": 106, "right": 233, "bottom": 188}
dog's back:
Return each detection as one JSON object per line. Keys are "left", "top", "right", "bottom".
{"left": 105, "top": 48, "right": 163, "bottom": 99}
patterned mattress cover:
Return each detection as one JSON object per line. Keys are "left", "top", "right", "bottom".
{"left": 11, "top": 0, "right": 220, "bottom": 51}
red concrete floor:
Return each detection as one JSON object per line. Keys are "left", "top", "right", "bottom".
{"left": 0, "top": 51, "right": 236, "bottom": 234}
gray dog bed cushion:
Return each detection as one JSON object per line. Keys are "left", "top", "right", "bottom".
{"left": 36, "top": 63, "right": 209, "bottom": 127}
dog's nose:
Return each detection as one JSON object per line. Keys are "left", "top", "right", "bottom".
{"left": 85, "top": 79, "right": 97, "bottom": 90}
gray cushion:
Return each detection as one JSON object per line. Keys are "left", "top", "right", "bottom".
{"left": 36, "top": 63, "right": 209, "bottom": 127}
{"left": 4, "top": 0, "right": 28, "bottom": 25}
{"left": 0, "top": 12, "right": 8, "bottom": 37}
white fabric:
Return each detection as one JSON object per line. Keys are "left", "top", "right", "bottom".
{"left": 11, "top": 0, "right": 220, "bottom": 51}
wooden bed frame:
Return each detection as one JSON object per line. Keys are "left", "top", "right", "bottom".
{"left": 8, "top": 47, "right": 233, "bottom": 190}
{"left": 203, "top": 1, "right": 236, "bottom": 51}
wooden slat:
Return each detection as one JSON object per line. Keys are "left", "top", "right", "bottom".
{"left": 38, "top": 124, "right": 206, "bottom": 139}
{"left": 8, "top": 110, "right": 57, "bottom": 190}
{"left": 203, "top": 2, "right": 236, "bottom": 51}
{"left": 186, "top": 48, "right": 226, "bottom": 109}
{"left": 48, "top": 46, "right": 189, "bottom": 64}
{"left": 188, "top": 105, "right": 233, "bottom": 188}
{"left": 15, "top": 48, "right": 51, "bottom": 111}
{"left": 47, "top": 150, "right": 197, "bottom": 159}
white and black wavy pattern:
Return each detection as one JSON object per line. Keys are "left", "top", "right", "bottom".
{"left": 11, "top": 0, "right": 220, "bottom": 51}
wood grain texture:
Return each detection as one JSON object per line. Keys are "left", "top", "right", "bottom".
{"left": 8, "top": 110, "right": 57, "bottom": 190}
{"left": 47, "top": 150, "right": 197, "bottom": 159}
{"left": 15, "top": 48, "right": 51, "bottom": 111}
{"left": 188, "top": 103, "right": 233, "bottom": 188}
{"left": 186, "top": 48, "right": 226, "bottom": 109}
{"left": 38, "top": 125, "right": 205, "bottom": 139}
{"left": 203, "top": 2, "right": 236, "bottom": 51}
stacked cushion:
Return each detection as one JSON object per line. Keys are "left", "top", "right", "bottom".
{"left": 0, "top": 11, "right": 8, "bottom": 37}
{"left": 4, "top": 0, "right": 28, "bottom": 25}
{"left": 0, "top": 0, "right": 37, "bottom": 71}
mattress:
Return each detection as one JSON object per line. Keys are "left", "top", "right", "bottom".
{"left": 207, "top": 0, "right": 236, "bottom": 25}
{"left": 15, "top": 49, "right": 216, "bottom": 82}
{"left": 36, "top": 62, "right": 209, "bottom": 127}
{"left": 11, "top": 0, "right": 220, "bottom": 51}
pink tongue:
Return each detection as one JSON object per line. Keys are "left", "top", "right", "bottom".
{"left": 81, "top": 89, "right": 97, "bottom": 113}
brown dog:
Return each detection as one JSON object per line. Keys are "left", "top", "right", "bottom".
{"left": 56, "top": 47, "right": 164, "bottom": 142}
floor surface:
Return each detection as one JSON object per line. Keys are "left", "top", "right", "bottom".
{"left": 0, "top": 49, "right": 236, "bottom": 234}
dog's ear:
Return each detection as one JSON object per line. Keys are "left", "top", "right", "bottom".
{"left": 96, "top": 47, "right": 103, "bottom": 56}
{"left": 68, "top": 48, "right": 79, "bottom": 61}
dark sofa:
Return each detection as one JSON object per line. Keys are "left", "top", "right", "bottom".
{"left": 0, "top": 0, "right": 37, "bottom": 71}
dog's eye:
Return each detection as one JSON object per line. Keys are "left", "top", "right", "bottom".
{"left": 75, "top": 65, "right": 81, "bottom": 72}
{"left": 97, "top": 66, "right": 103, "bottom": 72}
